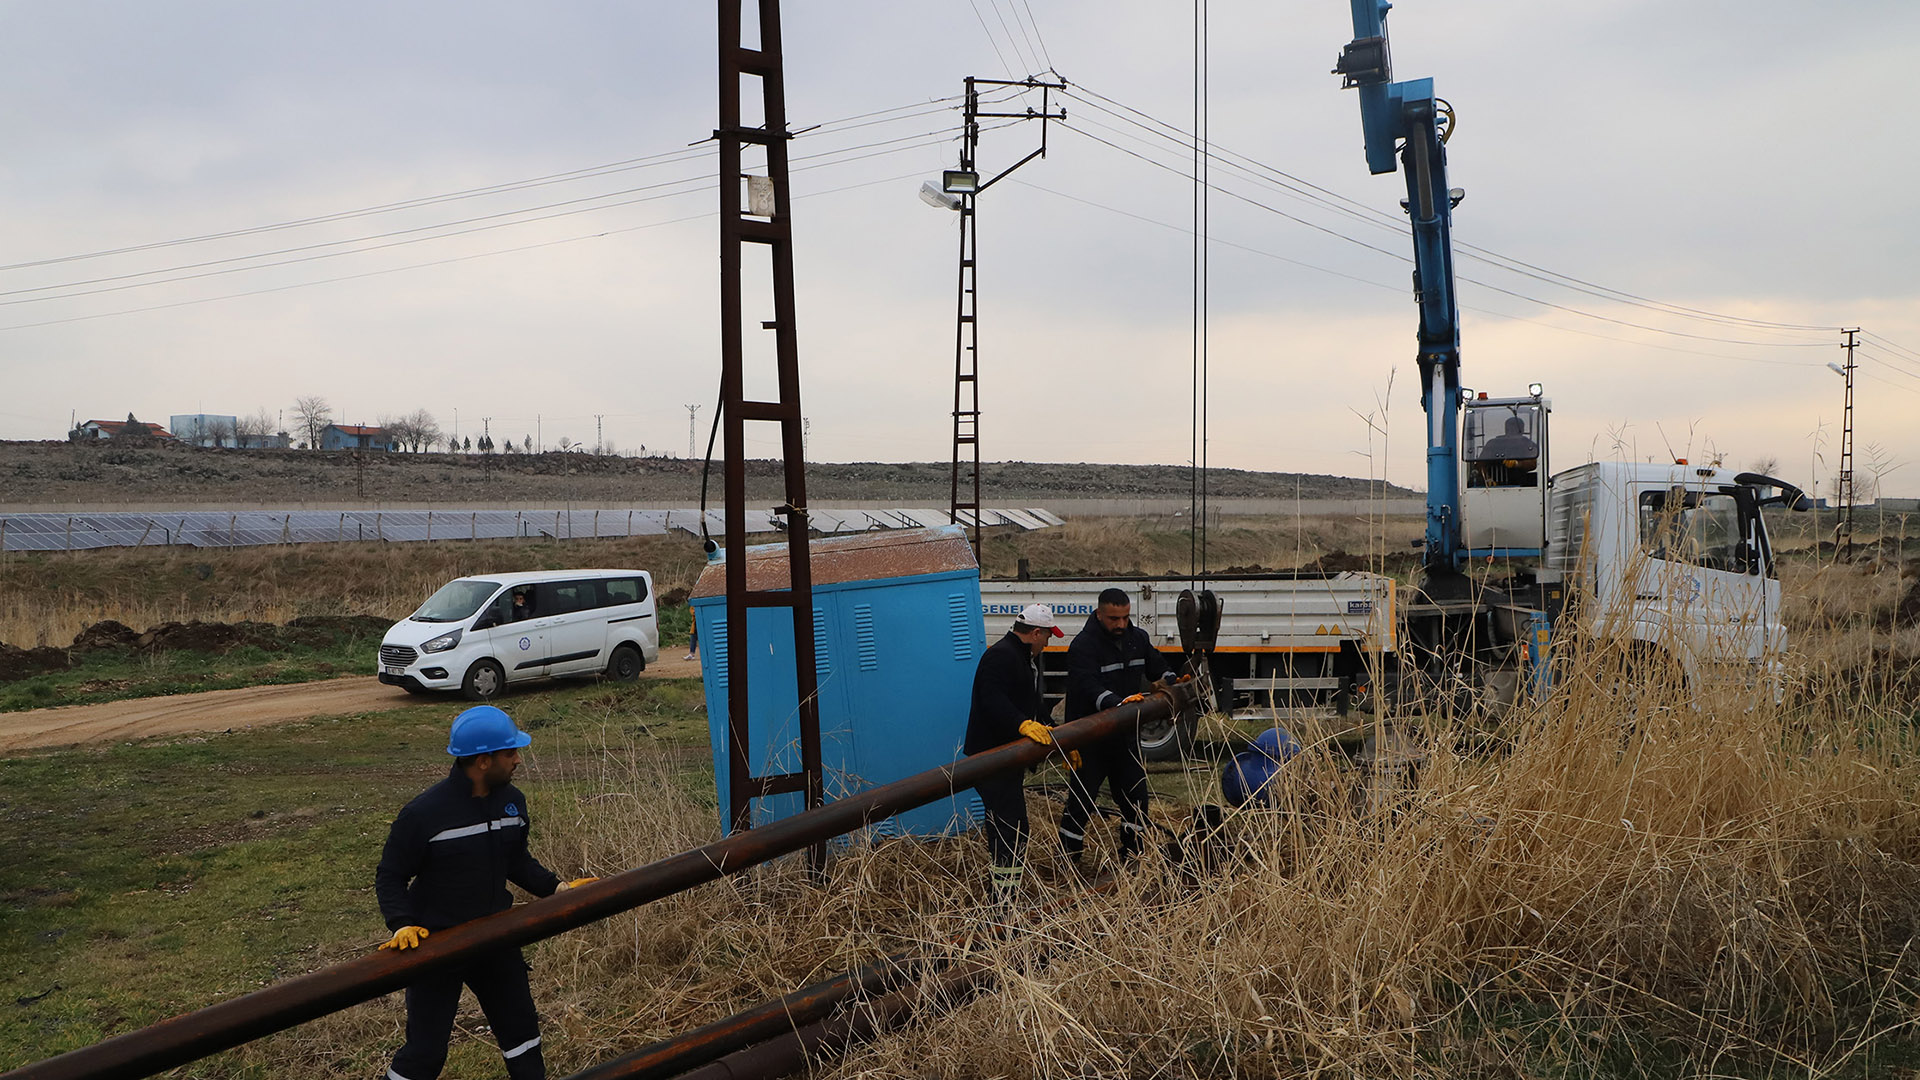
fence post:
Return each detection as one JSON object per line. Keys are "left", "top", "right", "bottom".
{"left": 66, "top": 517, "right": 72, "bottom": 551}
{"left": 427, "top": 510, "right": 433, "bottom": 542}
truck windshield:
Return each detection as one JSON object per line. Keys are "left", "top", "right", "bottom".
{"left": 1463, "top": 403, "right": 1541, "bottom": 488}
{"left": 412, "top": 580, "right": 502, "bottom": 623}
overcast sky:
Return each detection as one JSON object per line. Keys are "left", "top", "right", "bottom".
{"left": 1, "top": 2, "right": 1915, "bottom": 497}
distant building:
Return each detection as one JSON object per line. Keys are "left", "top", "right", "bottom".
{"left": 170, "top": 413, "right": 240, "bottom": 448}
{"left": 320, "top": 423, "right": 394, "bottom": 452}
{"left": 1877, "top": 497, "right": 1920, "bottom": 512}
{"left": 75, "top": 416, "right": 174, "bottom": 441}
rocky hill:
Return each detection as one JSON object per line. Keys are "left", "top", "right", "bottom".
{"left": 0, "top": 441, "right": 1413, "bottom": 507}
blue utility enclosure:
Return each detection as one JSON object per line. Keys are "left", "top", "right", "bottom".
{"left": 690, "top": 526, "right": 986, "bottom": 836}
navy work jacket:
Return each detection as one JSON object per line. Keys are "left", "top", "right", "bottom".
{"left": 375, "top": 765, "right": 561, "bottom": 931}
{"left": 964, "top": 630, "right": 1045, "bottom": 756}
{"left": 1064, "top": 612, "right": 1173, "bottom": 722}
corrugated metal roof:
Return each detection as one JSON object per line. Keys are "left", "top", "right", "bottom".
{"left": 691, "top": 525, "right": 977, "bottom": 599}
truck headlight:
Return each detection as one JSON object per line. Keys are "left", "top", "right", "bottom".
{"left": 421, "top": 629, "right": 463, "bottom": 653}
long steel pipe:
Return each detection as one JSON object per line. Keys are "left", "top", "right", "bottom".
{"left": 5, "top": 685, "right": 1193, "bottom": 1080}
{"left": 556, "top": 953, "right": 923, "bottom": 1080}
{"left": 670, "top": 960, "right": 994, "bottom": 1080}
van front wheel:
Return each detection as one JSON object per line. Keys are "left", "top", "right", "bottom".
{"left": 606, "top": 644, "right": 644, "bottom": 682}
{"left": 462, "top": 659, "right": 506, "bottom": 701}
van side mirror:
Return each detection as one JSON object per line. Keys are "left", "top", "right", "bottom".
{"left": 473, "top": 614, "right": 499, "bottom": 631}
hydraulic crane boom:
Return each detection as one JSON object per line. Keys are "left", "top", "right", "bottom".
{"left": 1335, "top": 0, "right": 1466, "bottom": 588}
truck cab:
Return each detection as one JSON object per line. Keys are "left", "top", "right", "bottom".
{"left": 1545, "top": 461, "right": 1783, "bottom": 689}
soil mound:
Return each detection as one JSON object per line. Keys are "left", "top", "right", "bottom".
{"left": 71, "top": 620, "right": 139, "bottom": 651}
{"left": 0, "top": 644, "right": 72, "bottom": 681}
{"left": 134, "top": 620, "right": 282, "bottom": 653}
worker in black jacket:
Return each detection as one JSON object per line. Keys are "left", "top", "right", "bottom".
{"left": 964, "top": 603, "right": 1074, "bottom": 903}
{"left": 1057, "top": 587, "right": 1174, "bottom": 864}
{"left": 374, "top": 706, "right": 597, "bottom": 1080}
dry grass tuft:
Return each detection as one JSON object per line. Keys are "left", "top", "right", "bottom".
{"left": 255, "top": 646, "right": 1919, "bottom": 1078}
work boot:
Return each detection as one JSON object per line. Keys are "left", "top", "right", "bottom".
{"left": 988, "top": 863, "right": 1024, "bottom": 907}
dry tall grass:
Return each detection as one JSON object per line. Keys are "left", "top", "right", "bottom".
{"left": 0, "top": 515, "right": 1401, "bottom": 647}
{"left": 244, "top": 644, "right": 1918, "bottom": 1078}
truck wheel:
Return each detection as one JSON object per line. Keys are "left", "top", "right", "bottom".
{"left": 606, "top": 643, "right": 644, "bottom": 682}
{"left": 461, "top": 659, "right": 506, "bottom": 701}
{"left": 1138, "top": 712, "right": 1195, "bottom": 762}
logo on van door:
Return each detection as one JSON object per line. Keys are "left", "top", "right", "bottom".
{"left": 519, "top": 637, "right": 531, "bottom": 651}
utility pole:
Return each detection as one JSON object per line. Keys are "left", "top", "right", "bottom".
{"left": 941, "top": 74, "right": 1064, "bottom": 550}
{"left": 717, "top": 0, "right": 824, "bottom": 864}
{"left": 687, "top": 403, "right": 702, "bottom": 459}
{"left": 536, "top": 414, "right": 542, "bottom": 454}
{"left": 1833, "top": 328, "right": 1859, "bottom": 559}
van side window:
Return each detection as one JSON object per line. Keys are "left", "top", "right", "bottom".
{"left": 536, "top": 581, "right": 597, "bottom": 616}
{"left": 1638, "top": 489, "right": 1745, "bottom": 573}
{"left": 603, "top": 577, "right": 647, "bottom": 606}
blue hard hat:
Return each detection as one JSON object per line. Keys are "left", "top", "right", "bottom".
{"left": 447, "top": 705, "right": 533, "bottom": 756}
{"left": 1221, "top": 726, "right": 1300, "bottom": 808}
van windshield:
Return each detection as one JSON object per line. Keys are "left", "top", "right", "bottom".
{"left": 412, "top": 580, "right": 502, "bottom": 623}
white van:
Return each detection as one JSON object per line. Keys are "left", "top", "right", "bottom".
{"left": 377, "top": 569, "right": 659, "bottom": 700}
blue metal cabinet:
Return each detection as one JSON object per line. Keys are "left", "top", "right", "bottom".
{"left": 690, "top": 526, "right": 986, "bottom": 836}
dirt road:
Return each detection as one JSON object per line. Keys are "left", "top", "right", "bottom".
{"left": 0, "top": 652, "right": 704, "bottom": 753}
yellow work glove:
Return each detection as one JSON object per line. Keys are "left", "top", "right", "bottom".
{"left": 1018, "top": 719, "right": 1054, "bottom": 746}
{"left": 556, "top": 877, "right": 599, "bottom": 892}
{"left": 379, "top": 926, "right": 429, "bottom": 952}
{"left": 1020, "top": 719, "right": 1082, "bottom": 770}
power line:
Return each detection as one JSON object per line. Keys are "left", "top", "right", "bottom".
{"left": 965, "top": 0, "right": 1017, "bottom": 79}
{"left": 1017, "top": 0, "right": 1053, "bottom": 71}
{"left": 1011, "top": 179, "right": 1829, "bottom": 370}
{"left": 1063, "top": 82, "right": 1850, "bottom": 337}
{"left": 0, "top": 95, "right": 964, "bottom": 277}
{"left": 0, "top": 128, "right": 961, "bottom": 307}
{"left": 1056, "top": 114, "right": 1835, "bottom": 351}
{"left": 0, "top": 169, "right": 932, "bottom": 332}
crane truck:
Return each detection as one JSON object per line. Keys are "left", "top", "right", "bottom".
{"left": 1331, "top": 0, "right": 1808, "bottom": 718}
{"left": 981, "top": 1, "right": 1809, "bottom": 755}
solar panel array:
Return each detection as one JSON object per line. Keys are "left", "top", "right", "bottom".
{"left": 0, "top": 507, "right": 1063, "bottom": 553}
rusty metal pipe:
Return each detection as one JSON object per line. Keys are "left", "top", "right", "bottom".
{"left": 5, "top": 686, "right": 1192, "bottom": 1080}
{"left": 557, "top": 952, "right": 922, "bottom": 1080}
{"left": 671, "top": 960, "right": 994, "bottom": 1080}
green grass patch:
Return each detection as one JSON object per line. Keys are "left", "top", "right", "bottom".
{"left": 0, "top": 635, "right": 383, "bottom": 713}
{"left": 0, "top": 677, "right": 716, "bottom": 1071}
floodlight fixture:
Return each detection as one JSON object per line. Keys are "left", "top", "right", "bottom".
{"left": 1827, "top": 362, "right": 1847, "bottom": 376}
{"left": 942, "top": 169, "right": 980, "bottom": 194}
{"left": 918, "top": 181, "right": 962, "bottom": 211}
{"left": 1528, "top": 382, "right": 1543, "bottom": 397}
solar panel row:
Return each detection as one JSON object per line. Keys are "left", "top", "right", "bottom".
{"left": 0, "top": 507, "right": 1060, "bottom": 553}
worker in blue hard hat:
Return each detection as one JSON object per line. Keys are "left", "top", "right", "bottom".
{"left": 1220, "top": 726, "right": 1301, "bottom": 809}
{"left": 373, "top": 705, "right": 598, "bottom": 1080}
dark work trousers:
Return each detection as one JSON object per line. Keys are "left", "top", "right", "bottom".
{"left": 387, "top": 948, "right": 545, "bottom": 1080}
{"left": 1057, "top": 738, "right": 1148, "bottom": 861}
{"left": 974, "top": 773, "right": 1029, "bottom": 869}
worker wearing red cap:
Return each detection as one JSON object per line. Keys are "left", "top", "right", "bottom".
{"left": 963, "top": 603, "right": 1076, "bottom": 904}
{"left": 373, "top": 706, "right": 596, "bottom": 1080}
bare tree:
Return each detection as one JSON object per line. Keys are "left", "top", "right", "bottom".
{"left": 235, "top": 409, "right": 276, "bottom": 448}
{"left": 292, "top": 396, "right": 332, "bottom": 449}
{"left": 404, "top": 409, "right": 442, "bottom": 453}
{"left": 204, "top": 416, "right": 236, "bottom": 448}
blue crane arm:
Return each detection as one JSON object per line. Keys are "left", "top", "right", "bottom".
{"left": 1336, "top": 0, "right": 1464, "bottom": 574}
